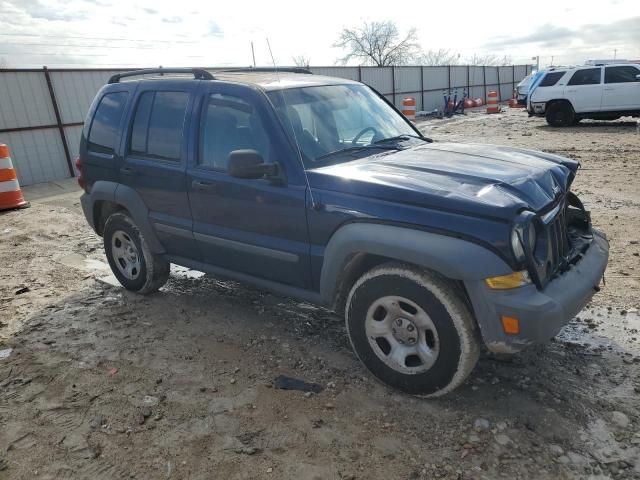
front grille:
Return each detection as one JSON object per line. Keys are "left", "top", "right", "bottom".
{"left": 547, "top": 204, "right": 570, "bottom": 273}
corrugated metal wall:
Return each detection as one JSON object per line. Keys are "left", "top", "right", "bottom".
{"left": 0, "top": 65, "right": 532, "bottom": 186}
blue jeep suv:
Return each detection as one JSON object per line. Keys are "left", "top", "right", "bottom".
{"left": 78, "top": 67, "right": 609, "bottom": 396}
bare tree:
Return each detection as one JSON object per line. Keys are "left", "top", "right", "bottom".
{"left": 419, "top": 49, "right": 460, "bottom": 66}
{"left": 292, "top": 55, "right": 311, "bottom": 68}
{"left": 465, "top": 54, "right": 513, "bottom": 66}
{"left": 334, "top": 21, "right": 421, "bottom": 66}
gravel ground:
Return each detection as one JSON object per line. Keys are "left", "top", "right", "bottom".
{"left": 0, "top": 108, "right": 639, "bottom": 480}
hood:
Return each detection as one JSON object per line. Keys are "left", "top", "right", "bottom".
{"left": 308, "top": 142, "right": 579, "bottom": 220}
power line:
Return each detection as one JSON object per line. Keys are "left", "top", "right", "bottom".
{"left": 0, "top": 52, "right": 109, "bottom": 57}
{"left": 0, "top": 32, "right": 206, "bottom": 44}
{"left": 1, "top": 41, "right": 179, "bottom": 50}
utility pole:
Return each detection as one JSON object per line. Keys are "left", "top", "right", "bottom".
{"left": 614, "top": 49, "right": 617, "bottom": 60}
{"left": 251, "top": 42, "right": 256, "bottom": 67}
{"left": 531, "top": 55, "right": 539, "bottom": 70}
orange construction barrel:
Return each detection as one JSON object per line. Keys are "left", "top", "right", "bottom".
{"left": 0, "top": 144, "right": 29, "bottom": 211}
{"left": 486, "top": 91, "right": 501, "bottom": 114}
{"left": 401, "top": 97, "right": 416, "bottom": 121}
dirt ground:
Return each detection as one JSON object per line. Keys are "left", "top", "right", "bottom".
{"left": 1, "top": 108, "right": 639, "bottom": 480}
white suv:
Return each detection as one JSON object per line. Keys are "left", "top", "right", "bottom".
{"left": 528, "top": 63, "right": 640, "bottom": 126}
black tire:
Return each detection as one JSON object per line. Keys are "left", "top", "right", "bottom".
{"left": 103, "top": 212, "right": 170, "bottom": 294}
{"left": 345, "top": 263, "right": 480, "bottom": 397}
{"left": 545, "top": 102, "right": 575, "bottom": 127}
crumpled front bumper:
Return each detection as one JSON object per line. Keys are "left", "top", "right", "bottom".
{"left": 464, "top": 229, "right": 609, "bottom": 353}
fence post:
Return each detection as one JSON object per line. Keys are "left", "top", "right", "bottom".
{"left": 358, "top": 65, "right": 362, "bottom": 82}
{"left": 420, "top": 66, "right": 424, "bottom": 111}
{"left": 43, "top": 66, "right": 74, "bottom": 177}
{"left": 391, "top": 66, "right": 396, "bottom": 107}
{"left": 482, "top": 65, "right": 487, "bottom": 101}
{"left": 512, "top": 64, "right": 516, "bottom": 97}
{"left": 466, "top": 65, "right": 470, "bottom": 97}
{"left": 496, "top": 66, "right": 502, "bottom": 101}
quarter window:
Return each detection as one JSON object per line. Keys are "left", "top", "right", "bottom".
{"left": 87, "top": 92, "right": 128, "bottom": 154}
{"left": 538, "top": 72, "right": 565, "bottom": 87}
{"left": 130, "top": 91, "right": 189, "bottom": 161}
{"left": 199, "top": 93, "right": 272, "bottom": 171}
{"left": 567, "top": 68, "right": 601, "bottom": 86}
{"left": 605, "top": 66, "right": 640, "bottom": 83}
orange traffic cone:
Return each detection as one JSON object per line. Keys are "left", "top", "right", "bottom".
{"left": 0, "top": 144, "right": 29, "bottom": 211}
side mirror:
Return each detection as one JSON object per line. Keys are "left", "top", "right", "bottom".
{"left": 228, "top": 150, "right": 278, "bottom": 179}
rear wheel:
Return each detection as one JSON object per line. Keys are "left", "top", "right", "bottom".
{"left": 345, "top": 263, "right": 480, "bottom": 396}
{"left": 103, "top": 212, "right": 170, "bottom": 294}
{"left": 545, "top": 102, "right": 575, "bottom": 127}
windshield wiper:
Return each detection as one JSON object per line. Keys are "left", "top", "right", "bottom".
{"left": 315, "top": 144, "right": 400, "bottom": 161}
{"left": 374, "top": 134, "right": 430, "bottom": 144}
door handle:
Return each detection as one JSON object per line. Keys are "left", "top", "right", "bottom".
{"left": 192, "top": 179, "right": 216, "bottom": 191}
{"left": 120, "top": 166, "right": 137, "bottom": 176}
{"left": 603, "top": 87, "right": 614, "bottom": 91}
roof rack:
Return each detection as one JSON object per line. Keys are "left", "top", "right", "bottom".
{"left": 108, "top": 68, "right": 214, "bottom": 84}
{"left": 215, "top": 67, "right": 313, "bottom": 75}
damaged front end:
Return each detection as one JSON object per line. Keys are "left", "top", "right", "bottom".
{"left": 514, "top": 190, "right": 595, "bottom": 290}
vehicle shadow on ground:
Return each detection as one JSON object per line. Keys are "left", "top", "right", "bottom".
{"left": 536, "top": 120, "right": 639, "bottom": 133}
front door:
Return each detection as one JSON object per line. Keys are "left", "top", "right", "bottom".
{"left": 602, "top": 65, "right": 640, "bottom": 110}
{"left": 119, "top": 81, "right": 199, "bottom": 259}
{"left": 187, "top": 83, "right": 311, "bottom": 288}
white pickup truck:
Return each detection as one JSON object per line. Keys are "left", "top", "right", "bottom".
{"left": 527, "top": 63, "right": 640, "bottom": 126}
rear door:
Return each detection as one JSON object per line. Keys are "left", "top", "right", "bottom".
{"left": 602, "top": 65, "right": 640, "bottom": 110}
{"left": 186, "top": 82, "right": 312, "bottom": 288}
{"left": 119, "top": 81, "right": 199, "bottom": 259}
{"left": 564, "top": 67, "right": 603, "bottom": 113}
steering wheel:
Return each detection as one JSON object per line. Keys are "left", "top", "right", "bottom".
{"left": 351, "top": 127, "right": 379, "bottom": 146}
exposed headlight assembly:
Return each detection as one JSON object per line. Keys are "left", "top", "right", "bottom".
{"left": 511, "top": 211, "right": 537, "bottom": 264}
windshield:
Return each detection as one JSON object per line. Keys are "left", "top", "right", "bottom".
{"left": 268, "top": 84, "right": 420, "bottom": 168}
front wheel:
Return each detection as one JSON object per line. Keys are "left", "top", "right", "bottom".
{"left": 345, "top": 263, "right": 480, "bottom": 396}
{"left": 545, "top": 102, "right": 575, "bottom": 127}
{"left": 103, "top": 212, "right": 170, "bottom": 294}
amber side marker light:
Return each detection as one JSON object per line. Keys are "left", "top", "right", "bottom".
{"left": 501, "top": 316, "right": 520, "bottom": 335}
{"left": 485, "top": 271, "right": 531, "bottom": 290}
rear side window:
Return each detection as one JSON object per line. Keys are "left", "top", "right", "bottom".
{"left": 88, "top": 92, "right": 128, "bottom": 154}
{"left": 605, "top": 66, "right": 640, "bottom": 83}
{"left": 567, "top": 68, "right": 601, "bottom": 86}
{"left": 538, "top": 72, "right": 565, "bottom": 87}
{"left": 130, "top": 91, "right": 189, "bottom": 161}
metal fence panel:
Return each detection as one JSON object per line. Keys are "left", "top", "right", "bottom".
{"left": 450, "top": 66, "right": 468, "bottom": 89}
{"left": 422, "top": 66, "right": 448, "bottom": 92}
{"left": 0, "top": 72, "right": 55, "bottom": 130}
{"left": 498, "top": 67, "right": 514, "bottom": 100}
{"left": 310, "top": 67, "right": 359, "bottom": 81}
{"left": 395, "top": 66, "right": 422, "bottom": 109}
{"left": 64, "top": 125, "right": 83, "bottom": 175}
{"left": 423, "top": 90, "right": 443, "bottom": 112}
{"left": 361, "top": 67, "right": 393, "bottom": 95}
{"left": 1, "top": 129, "right": 69, "bottom": 185}
{"left": 485, "top": 67, "right": 499, "bottom": 85}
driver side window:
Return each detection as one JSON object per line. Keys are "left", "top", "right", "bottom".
{"left": 199, "top": 93, "right": 272, "bottom": 171}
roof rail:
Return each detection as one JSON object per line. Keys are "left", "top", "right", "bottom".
{"left": 215, "top": 67, "right": 313, "bottom": 75}
{"left": 107, "top": 68, "right": 214, "bottom": 84}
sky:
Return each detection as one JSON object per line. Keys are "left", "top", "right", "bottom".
{"left": 0, "top": 0, "right": 639, "bottom": 69}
